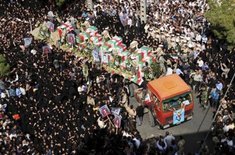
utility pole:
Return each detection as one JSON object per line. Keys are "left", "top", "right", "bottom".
{"left": 140, "top": 0, "right": 147, "bottom": 23}
{"left": 86, "top": 0, "right": 93, "bottom": 10}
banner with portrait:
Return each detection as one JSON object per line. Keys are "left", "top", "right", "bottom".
{"left": 66, "top": 33, "right": 75, "bottom": 45}
{"left": 111, "top": 107, "right": 121, "bottom": 115}
{"left": 99, "top": 105, "right": 111, "bottom": 118}
{"left": 173, "top": 108, "right": 185, "bottom": 125}
{"left": 23, "top": 37, "right": 32, "bottom": 47}
{"left": 46, "top": 21, "right": 54, "bottom": 32}
{"left": 92, "top": 47, "right": 100, "bottom": 62}
{"left": 42, "top": 45, "right": 52, "bottom": 54}
{"left": 113, "top": 114, "right": 122, "bottom": 128}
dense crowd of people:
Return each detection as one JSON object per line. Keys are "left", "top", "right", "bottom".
{"left": 87, "top": 0, "right": 234, "bottom": 101}
{"left": 0, "top": 0, "right": 234, "bottom": 154}
{"left": 210, "top": 98, "right": 235, "bottom": 154}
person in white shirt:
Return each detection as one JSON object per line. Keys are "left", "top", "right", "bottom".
{"left": 190, "top": 70, "right": 203, "bottom": 92}
{"left": 193, "top": 50, "right": 200, "bottom": 59}
{"left": 223, "top": 120, "right": 234, "bottom": 133}
{"left": 132, "top": 137, "right": 141, "bottom": 149}
{"left": 166, "top": 65, "right": 173, "bottom": 75}
{"left": 97, "top": 117, "right": 107, "bottom": 129}
{"left": 164, "top": 131, "right": 175, "bottom": 148}
{"left": 197, "top": 57, "right": 204, "bottom": 68}
{"left": 19, "top": 85, "right": 26, "bottom": 96}
{"left": 144, "top": 24, "right": 150, "bottom": 34}
{"left": 122, "top": 130, "right": 132, "bottom": 137}
{"left": 156, "top": 136, "right": 167, "bottom": 153}
{"left": 127, "top": 17, "right": 132, "bottom": 29}
{"left": 0, "top": 104, "right": 7, "bottom": 112}
{"left": 175, "top": 68, "right": 184, "bottom": 76}
{"left": 202, "top": 34, "right": 208, "bottom": 44}
{"left": 1, "top": 92, "right": 6, "bottom": 98}
{"left": 216, "top": 80, "right": 223, "bottom": 92}
{"left": 220, "top": 63, "right": 230, "bottom": 79}
{"left": 196, "top": 33, "right": 202, "bottom": 42}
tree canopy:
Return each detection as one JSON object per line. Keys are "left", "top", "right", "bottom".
{"left": 55, "top": 0, "right": 66, "bottom": 7}
{"left": 206, "top": 0, "right": 235, "bottom": 47}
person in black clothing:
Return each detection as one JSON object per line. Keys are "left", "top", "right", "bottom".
{"left": 136, "top": 103, "right": 145, "bottom": 126}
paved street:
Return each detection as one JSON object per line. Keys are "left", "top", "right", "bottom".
{"left": 130, "top": 94, "right": 214, "bottom": 153}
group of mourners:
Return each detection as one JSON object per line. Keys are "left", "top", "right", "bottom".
{"left": 0, "top": 0, "right": 234, "bottom": 154}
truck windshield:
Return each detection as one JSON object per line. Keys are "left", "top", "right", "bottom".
{"left": 162, "top": 93, "right": 192, "bottom": 112}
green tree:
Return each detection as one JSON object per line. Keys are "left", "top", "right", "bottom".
{"left": 150, "top": 62, "right": 161, "bottom": 79}
{"left": 0, "top": 54, "right": 10, "bottom": 77}
{"left": 55, "top": 0, "right": 66, "bottom": 7}
{"left": 206, "top": 0, "right": 235, "bottom": 47}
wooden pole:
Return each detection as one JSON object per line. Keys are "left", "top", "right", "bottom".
{"left": 29, "top": 19, "right": 32, "bottom": 32}
{"left": 107, "top": 115, "right": 114, "bottom": 127}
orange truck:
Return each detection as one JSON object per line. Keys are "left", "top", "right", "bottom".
{"left": 147, "top": 74, "right": 194, "bottom": 129}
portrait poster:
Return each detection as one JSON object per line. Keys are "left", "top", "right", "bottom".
{"left": 173, "top": 108, "right": 185, "bottom": 125}
{"left": 99, "top": 105, "right": 111, "bottom": 118}
{"left": 113, "top": 114, "right": 122, "bottom": 128}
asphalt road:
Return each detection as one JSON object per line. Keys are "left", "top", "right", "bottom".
{"left": 130, "top": 94, "right": 214, "bottom": 154}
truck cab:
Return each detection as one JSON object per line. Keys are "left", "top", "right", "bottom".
{"left": 147, "top": 74, "right": 194, "bottom": 129}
